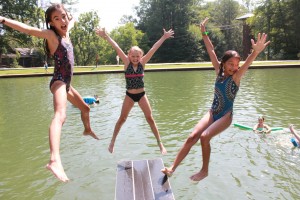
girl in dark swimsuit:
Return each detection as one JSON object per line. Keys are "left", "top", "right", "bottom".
{"left": 162, "top": 17, "right": 270, "bottom": 182}
{"left": 96, "top": 27, "right": 174, "bottom": 155}
{"left": 0, "top": 4, "right": 99, "bottom": 182}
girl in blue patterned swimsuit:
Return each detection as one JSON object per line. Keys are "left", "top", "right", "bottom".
{"left": 162, "top": 17, "right": 270, "bottom": 182}
{"left": 0, "top": 4, "right": 99, "bottom": 183}
{"left": 96, "top": 27, "right": 174, "bottom": 155}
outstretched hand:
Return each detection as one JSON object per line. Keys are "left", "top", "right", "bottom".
{"left": 251, "top": 33, "right": 270, "bottom": 53}
{"left": 163, "top": 28, "right": 174, "bottom": 39}
{"left": 200, "top": 17, "right": 209, "bottom": 32}
{"left": 95, "top": 27, "right": 108, "bottom": 38}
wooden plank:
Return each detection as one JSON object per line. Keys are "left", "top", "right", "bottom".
{"left": 148, "top": 158, "right": 175, "bottom": 200}
{"left": 115, "top": 158, "right": 175, "bottom": 200}
{"left": 115, "top": 160, "right": 134, "bottom": 200}
{"left": 133, "top": 160, "right": 155, "bottom": 200}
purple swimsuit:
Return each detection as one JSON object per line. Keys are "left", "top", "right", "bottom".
{"left": 49, "top": 36, "right": 74, "bottom": 92}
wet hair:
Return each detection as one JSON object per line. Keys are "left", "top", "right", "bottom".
{"left": 258, "top": 116, "right": 265, "bottom": 121}
{"left": 43, "top": 3, "right": 71, "bottom": 57}
{"left": 218, "top": 50, "right": 241, "bottom": 76}
{"left": 94, "top": 95, "right": 100, "bottom": 103}
{"left": 128, "top": 46, "right": 144, "bottom": 57}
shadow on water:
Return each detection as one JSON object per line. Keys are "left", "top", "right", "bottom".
{"left": 0, "top": 68, "right": 300, "bottom": 199}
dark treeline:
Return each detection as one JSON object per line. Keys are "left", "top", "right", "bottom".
{"left": 0, "top": 0, "right": 299, "bottom": 67}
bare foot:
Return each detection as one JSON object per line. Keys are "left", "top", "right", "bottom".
{"left": 161, "top": 167, "right": 174, "bottom": 177}
{"left": 108, "top": 142, "right": 114, "bottom": 153}
{"left": 46, "top": 160, "right": 69, "bottom": 182}
{"left": 189, "top": 170, "right": 208, "bottom": 182}
{"left": 159, "top": 143, "right": 167, "bottom": 155}
{"left": 83, "top": 130, "right": 99, "bottom": 140}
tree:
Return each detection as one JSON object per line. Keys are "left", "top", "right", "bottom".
{"left": 62, "top": 0, "right": 79, "bottom": 13}
{"left": 101, "top": 23, "right": 147, "bottom": 65}
{"left": 250, "top": 0, "right": 300, "bottom": 59}
{"left": 0, "top": 0, "right": 45, "bottom": 67}
{"left": 136, "top": 0, "right": 204, "bottom": 62}
{"left": 71, "top": 11, "right": 103, "bottom": 66}
{"left": 210, "top": 0, "right": 244, "bottom": 54}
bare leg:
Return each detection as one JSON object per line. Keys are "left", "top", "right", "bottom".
{"left": 67, "top": 86, "right": 99, "bottom": 140}
{"left": 109, "top": 95, "right": 134, "bottom": 153}
{"left": 46, "top": 81, "right": 69, "bottom": 182}
{"left": 190, "top": 112, "right": 232, "bottom": 182}
{"left": 161, "top": 111, "right": 213, "bottom": 176}
{"left": 139, "top": 95, "right": 167, "bottom": 154}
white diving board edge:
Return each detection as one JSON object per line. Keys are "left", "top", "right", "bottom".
{"left": 115, "top": 158, "right": 175, "bottom": 200}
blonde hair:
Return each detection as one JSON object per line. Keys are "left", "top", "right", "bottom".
{"left": 258, "top": 116, "right": 265, "bottom": 121}
{"left": 128, "top": 46, "right": 144, "bottom": 56}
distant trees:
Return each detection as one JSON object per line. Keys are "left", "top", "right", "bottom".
{"left": 72, "top": 11, "right": 102, "bottom": 66}
{"left": 0, "top": 0, "right": 45, "bottom": 67}
{"left": 0, "top": 0, "right": 299, "bottom": 67}
{"left": 249, "top": 0, "right": 300, "bottom": 59}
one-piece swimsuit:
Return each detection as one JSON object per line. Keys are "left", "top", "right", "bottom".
{"left": 211, "top": 75, "right": 239, "bottom": 121}
{"left": 49, "top": 36, "right": 74, "bottom": 92}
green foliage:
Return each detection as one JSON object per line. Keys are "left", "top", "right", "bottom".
{"left": 11, "top": 51, "right": 20, "bottom": 68}
{"left": 1, "top": 0, "right": 298, "bottom": 66}
{"left": 208, "top": 0, "right": 244, "bottom": 54}
{"left": 62, "top": 0, "right": 79, "bottom": 13}
{"left": 249, "top": 0, "right": 300, "bottom": 59}
{"left": 99, "top": 23, "right": 147, "bottom": 65}
{"left": 0, "top": 0, "right": 45, "bottom": 66}
{"left": 136, "top": 0, "right": 203, "bottom": 62}
{"left": 72, "top": 11, "right": 102, "bottom": 66}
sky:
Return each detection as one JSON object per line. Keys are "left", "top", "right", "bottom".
{"left": 47, "top": 0, "right": 139, "bottom": 31}
{"left": 48, "top": 0, "right": 255, "bottom": 32}
{"left": 73, "top": 0, "right": 140, "bottom": 31}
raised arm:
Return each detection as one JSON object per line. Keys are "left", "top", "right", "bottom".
{"left": 200, "top": 18, "right": 219, "bottom": 74}
{"left": 141, "top": 28, "right": 174, "bottom": 64}
{"left": 234, "top": 33, "right": 270, "bottom": 81}
{"left": 290, "top": 124, "right": 300, "bottom": 142}
{"left": 95, "top": 27, "right": 128, "bottom": 66}
{"left": 0, "top": 16, "right": 54, "bottom": 40}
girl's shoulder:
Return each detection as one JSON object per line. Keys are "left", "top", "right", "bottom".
{"left": 45, "top": 29, "right": 60, "bottom": 42}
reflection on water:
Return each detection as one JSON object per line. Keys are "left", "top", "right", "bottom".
{"left": 0, "top": 68, "right": 300, "bottom": 199}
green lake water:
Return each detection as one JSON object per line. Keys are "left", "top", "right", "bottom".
{"left": 0, "top": 68, "right": 300, "bottom": 200}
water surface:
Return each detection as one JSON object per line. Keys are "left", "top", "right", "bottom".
{"left": 0, "top": 68, "right": 300, "bottom": 199}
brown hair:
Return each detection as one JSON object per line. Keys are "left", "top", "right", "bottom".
{"left": 219, "top": 50, "right": 241, "bottom": 76}
{"left": 43, "top": 4, "right": 71, "bottom": 57}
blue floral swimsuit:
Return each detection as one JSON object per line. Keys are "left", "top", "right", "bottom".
{"left": 211, "top": 75, "right": 239, "bottom": 121}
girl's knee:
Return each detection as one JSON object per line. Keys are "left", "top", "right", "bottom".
{"left": 54, "top": 112, "right": 67, "bottom": 123}
{"left": 186, "top": 134, "right": 199, "bottom": 146}
{"left": 118, "top": 116, "right": 127, "bottom": 124}
{"left": 200, "top": 133, "right": 211, "bottom": 145}
{"left": 145, "top": 115, "right": 154, "bottom": 124}
{"left": 81, "top": 104, "right": 90, "bottom": 113}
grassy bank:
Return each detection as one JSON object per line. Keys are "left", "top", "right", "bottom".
{"left": 0, "top": 61, "right": 299, "bottom": 76}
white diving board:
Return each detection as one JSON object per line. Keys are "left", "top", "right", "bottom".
{"left": 115, "top": 158, "right": 175, "bottom": 200}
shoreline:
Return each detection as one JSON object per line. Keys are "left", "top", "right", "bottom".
{"left": 0, "top": 61, "right": 299, "bottom": 78}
